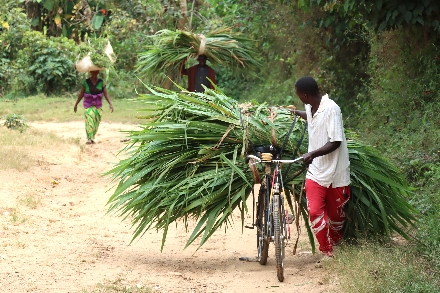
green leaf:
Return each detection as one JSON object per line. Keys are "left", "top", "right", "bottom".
{"left": 324, "top": 17, "right": 332, "bottom": 28}
{"left": 92, "top": 14, "right": 104, "bottom": 30}
{"left": 376, "top": 0, "right": 383, "bottom": 10}
{"left": 62, "top": 25, "right": 67, "bottom": 37}
{"left": 219, "top": 153, "right": 252, "bottom": 187}
{"left": 298, "top": 0, "right": 309, "bottom": 12}
{"left": 31, "top": 18, "right": 39, "bottom": 27}
{"left": 404, "top": 11, "right": 412, "bottom": 23}
{"left": 343, "top": 0, "right": 350, "bottom": 13}
{"left": 67, "top": 25, "right": 75, "bottom": 37}
{"left": 42, "top": 0, "right": 54, "bottom": 10}
{"left": 386, "top": 11, "right": 392, "bottom": 23}
{"left": 378, "top": 21, "right": 387, "bottom": 31}
{"left": 413, "top": 4, "right": 425, "bottom": 16}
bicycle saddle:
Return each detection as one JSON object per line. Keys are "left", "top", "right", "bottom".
{"left": 254, "top": 145, "right": 281, "bottom": 158}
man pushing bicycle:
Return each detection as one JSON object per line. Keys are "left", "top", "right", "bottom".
{"left": 290, "top": 76, "right": 351, "bottom": 258}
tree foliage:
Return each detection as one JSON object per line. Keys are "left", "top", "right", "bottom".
{"left": 297, "top": 0, "right": 440, "bottom": 33}
{"left": 22, "top": 31, "right": 78, "bottom": 93}
{"left": 23, "top": 0, "right": 115, "bottom": 38}
{"left": 0, "top": 3, "right": 32, "bottom": 95}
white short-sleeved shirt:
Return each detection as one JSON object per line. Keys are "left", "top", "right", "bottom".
{"left": 305, "top": 94, "right": 350, "bottom": 188}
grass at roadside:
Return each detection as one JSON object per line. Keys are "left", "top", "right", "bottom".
{"left": 326, "top": 241, "right": 440, "bottom": 293}
{"left": 0, "top": 126, "right": 72, "bottom": 171}
{"left": 0, "top": 94, "right": 153, "bottom": 124}
{"left": 346, "top": 99, "right": 440, "bottom": 292}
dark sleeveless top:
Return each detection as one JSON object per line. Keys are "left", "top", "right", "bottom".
{"left": 82, "top": 78, "right": 105, "bottom": 108}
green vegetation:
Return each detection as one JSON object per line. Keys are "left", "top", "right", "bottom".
{"left": 1, "top": 0, "right": 439, "bottom": 291}
{"left": 0, "top": 96, "right": 150, "bottom": 123}
{"left": 329, "top": 241, "right": 440, "bottom": 293}
{"left": 106, "top": 86, "right": 416, "bottom": 252}
{"left": 10, "top": 208, "right": 27, "bottom": 225}
{"left": 300, "top": 0, "right": 440, "bottom": 33}
{"left": 22, "top": 31, "right": 78, "bottom": 93}
{"left": 0, "top": 126, "right": 68, "bottom": 171}
{"left": 3, "top": 113, "right": 28, "bottom": 131}
{"left": 19, "top": 193, "right": 41, "bottom": 209}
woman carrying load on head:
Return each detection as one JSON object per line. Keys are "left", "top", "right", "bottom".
{"left": 73, "top": 70, "right": 114, "bottom": 144}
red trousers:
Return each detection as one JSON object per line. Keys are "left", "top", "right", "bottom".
{"left": 305, "top": 179, "right": 350, "bottom": 254}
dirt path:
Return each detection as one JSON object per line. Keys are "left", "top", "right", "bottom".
{"left": 0, "top": 122, "right": 337, "bottom": 293}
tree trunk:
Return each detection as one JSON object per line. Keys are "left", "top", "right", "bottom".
{"left": 25, "top": 1, "right": 42, "bottom": 31}
{"left": 177, "top": 0, "right": 188, "bottom": 30}
{"left": 162, "top": 0, "right": 188, "bottom": 90}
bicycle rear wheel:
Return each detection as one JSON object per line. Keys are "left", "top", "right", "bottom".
{"left": 256, "top": 183, "right": 269, "bottom": 265}
{"left": 273, "top": 193, "right": 284, "bottom": 282}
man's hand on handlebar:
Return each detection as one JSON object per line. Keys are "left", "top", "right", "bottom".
{"left": 302, "top": 152, "right": 314, "bottom": 165}
{"left": 245, "top": 155, "right": 304, "bottom": 164}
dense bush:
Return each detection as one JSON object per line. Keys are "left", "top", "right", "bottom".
{"left": 0, "top": 6, "right": 32, "bottom": 96}
{"left": 343, "top": 26, "right": 440, "bottom": 284}
{"left": 22, "top": 31, "right": 78, "bottom": 94}
{"left": 3, "top": 113, "right": 28, "bottom": 132}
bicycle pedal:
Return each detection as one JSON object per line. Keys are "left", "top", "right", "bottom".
{"left": 244, "top": 225, "right": 255, "bottom": 229}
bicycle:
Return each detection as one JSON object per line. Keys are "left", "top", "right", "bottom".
{"left": 246, "top": 146, "right": 303, "bottom": 282}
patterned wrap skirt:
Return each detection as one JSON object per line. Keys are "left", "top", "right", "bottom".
{"left": 84, "top": 106, "right": 102, "bottom": 140}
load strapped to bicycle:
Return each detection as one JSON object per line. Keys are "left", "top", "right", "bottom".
{"left": 241, "top": 109, "right": 307, "bottom": 282}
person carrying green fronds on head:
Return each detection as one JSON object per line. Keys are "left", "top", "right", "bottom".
{"left": 73, "top": 70, "right": 114, "bottom": 144}
{"left": 180, "top": 54, "right": 217, "bottom": 93}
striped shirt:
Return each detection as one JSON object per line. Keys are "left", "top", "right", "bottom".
{"left": 305, "top": 94, "right": 350, "bottom": 188}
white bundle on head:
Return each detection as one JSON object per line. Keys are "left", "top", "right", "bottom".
{"left": 198, "top": 34, "right": 206, "bottom": 56}
{"left": 75, "top": 54, "right": 104, "bottom": 72}
{"left": 75, "top": 40, "right": 116, "bottom": 72}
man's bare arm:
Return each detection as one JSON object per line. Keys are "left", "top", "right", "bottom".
{"left": 290, "top": 109, "right": 307, "bottom": 120}
{"left": 302, "top": 141, "right": 341, "bottom": 164}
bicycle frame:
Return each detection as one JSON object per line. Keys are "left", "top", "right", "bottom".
{"left": 247, "top": 151, "right": 303, "bottom": 282}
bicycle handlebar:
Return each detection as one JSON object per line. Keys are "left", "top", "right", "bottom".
{"left": 246, "top": 155, "right": 303, "bottom": 164}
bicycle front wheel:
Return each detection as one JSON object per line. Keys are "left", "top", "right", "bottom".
{"left": 273, "top": 193, "right": 284, "bottom": 282}
{"left": 256, "top": 183, "right": 269, "bottom": 265}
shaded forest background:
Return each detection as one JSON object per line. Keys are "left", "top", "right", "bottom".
{"left": 1, "top": 0, "right": 439, "bottom": 290}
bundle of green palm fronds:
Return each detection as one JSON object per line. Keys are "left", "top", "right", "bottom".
{"left": 135, "top": 27, "right": 261, "bottom": 84}
{"left": 106, "top": 87, "right": 417, "bottom": 251}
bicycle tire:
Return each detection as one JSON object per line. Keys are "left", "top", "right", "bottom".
{"left": 273, "top": 193, "right": 284, "bottom": 282}
{"left": 256, "top": 184, "right": 269, "bottom": 265}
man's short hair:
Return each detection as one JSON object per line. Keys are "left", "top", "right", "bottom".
{"left": 295, "top": 76, "right": 319, "bottom": 96}
{"left": 197, "top": 54, "right": 208, "bottom": 60}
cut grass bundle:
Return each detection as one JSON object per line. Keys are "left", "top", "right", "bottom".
{"left": 106, "top": 86, "right": 417, "bottom": 250}
{"left": 76, "top": 38, "right": 116, "bottom": 71}
{"left": 345, "top": 140, "right": 417, "bottom": 240}
{"left": 135, "top": 27, "right": 261, "bottom": 85}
